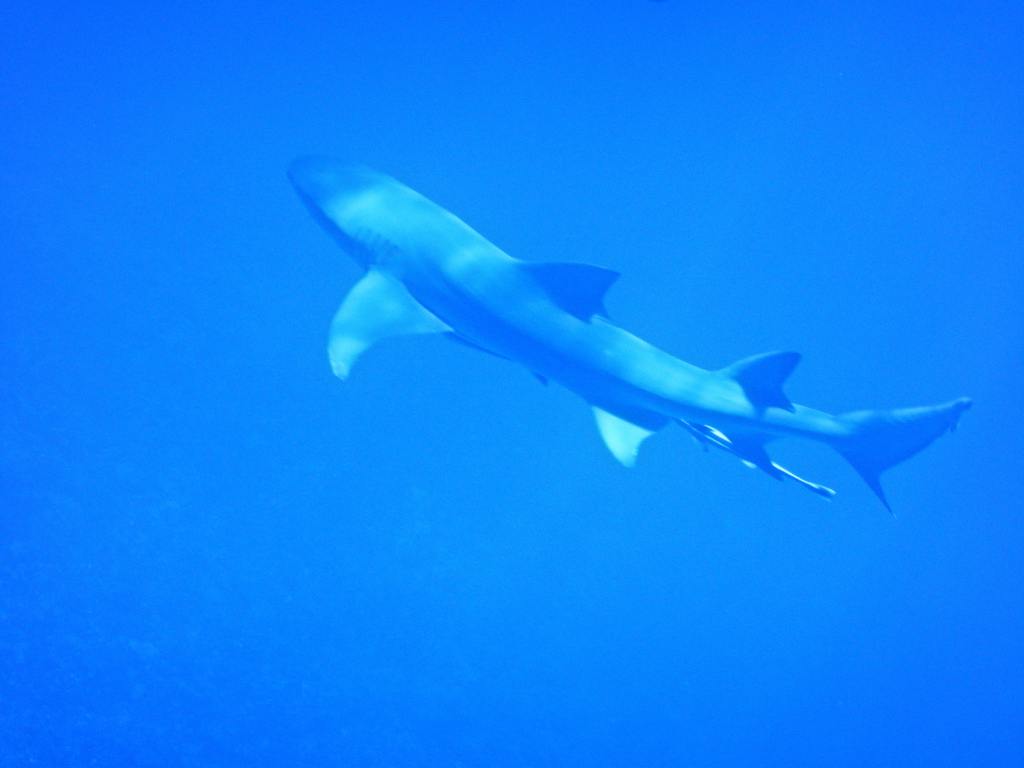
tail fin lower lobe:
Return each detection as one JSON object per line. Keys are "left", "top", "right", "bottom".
{"left": 834, "top": 397, "right": 972, "bottom": 512}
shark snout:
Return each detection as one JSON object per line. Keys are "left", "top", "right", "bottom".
{"left": 287, "top": 156, "right": 344, "bottom": 204}
{"left": 287, "top": 156, "right": 381, "bottom": 208}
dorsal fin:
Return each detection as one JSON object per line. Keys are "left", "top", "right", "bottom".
{"left": 521, "top": 261, "right": 620, "bottom": 320}
{"left": 720, "top": 351, "right": 801, "bottom": 412}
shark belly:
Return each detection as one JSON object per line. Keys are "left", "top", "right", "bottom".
{"left": 402, "top": 271, "right": 757, "bottom": 433}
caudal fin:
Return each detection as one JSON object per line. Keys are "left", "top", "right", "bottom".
{"left": 835, "top": 397, "right": 972, "bottom": 512}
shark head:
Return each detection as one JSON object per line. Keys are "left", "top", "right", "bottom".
{"left": 288, "top": 157, "right": 396, "bottom": 267}
{"left": 288, "top": 157, "right": 381, "bottom": 208}
{"left": 289, "top": 158, "right": 473, "bottom": 274}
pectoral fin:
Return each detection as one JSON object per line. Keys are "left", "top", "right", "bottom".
{"left": 328, "top": 269, "right": 449, "bottom": 379}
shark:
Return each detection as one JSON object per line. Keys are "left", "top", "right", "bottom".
{"left": 288, "top": 157, "right": 971, "bottom": 511}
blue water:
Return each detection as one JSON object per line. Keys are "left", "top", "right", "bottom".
{"left": 2, "top": 2, "right": 1021, "bottom": 765}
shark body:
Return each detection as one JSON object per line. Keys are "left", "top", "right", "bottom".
{"left": 289, "top": 158, "right": 970, "bottom": 510}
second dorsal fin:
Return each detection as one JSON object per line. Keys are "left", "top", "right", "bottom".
{"left": 720, "top": 351, "right": 801, "bottom": 412}
{"left": 521, "top": 261, "right": 620, "bottom": 321}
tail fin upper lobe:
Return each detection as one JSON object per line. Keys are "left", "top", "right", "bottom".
{"left": 835, "top": 397, "right": 972, "bottom": 512}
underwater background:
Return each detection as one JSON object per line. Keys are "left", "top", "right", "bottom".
{"left": 2, "top": 2, "right": 1021, "bottom": 765}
